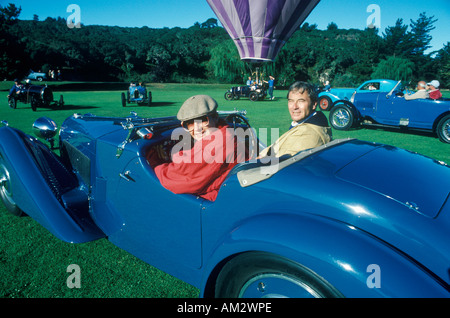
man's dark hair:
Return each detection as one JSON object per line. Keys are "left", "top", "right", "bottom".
{"left": 287, "top": 81, "right": 318, "bottom": 105}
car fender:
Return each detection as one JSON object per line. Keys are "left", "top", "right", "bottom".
{"left": 332, "top": 99, "right": 361, "bottom": 120}
{"left": 0, "top": 126, "right": 104, "bottom": 243}
{"left": 432, "top": 110, "right": 450, "bottom": 131}
{"left": 319, "top": 92, "right": 340, "bottom": 102}
{"left": 200, "top": 212, "right": 449, "bottom": 297}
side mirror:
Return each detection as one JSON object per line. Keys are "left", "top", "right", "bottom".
{"left": 32, "top": 117, "right": 58, "bottom": 149}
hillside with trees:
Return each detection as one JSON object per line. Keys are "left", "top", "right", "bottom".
{"left": 1, "top": 3, "right": 449, "bottom": 88}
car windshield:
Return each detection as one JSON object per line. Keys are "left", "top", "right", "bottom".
{"left": 387, "top": 80, "right": 402, "bottom": 96}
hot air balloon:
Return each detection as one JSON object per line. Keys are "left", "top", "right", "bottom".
{"left": 206, "top": 0, "right": 320, "bottom": 63}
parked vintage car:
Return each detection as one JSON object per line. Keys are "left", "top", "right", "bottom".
{"left": 328, "top": 80, "right": 450, "bottom": 143}
{"left": 25, "top": 70, "right": 48, "bottom": 82}
{"left": 318, "top": 87, "right": 354, "bottom": 111}
{"left": 224, "top": 84, "right": 267, "bottom": 101}
{"left": 0, "top": 111, "right": 449, "bottom": 298}
{"left": 317, "top": 79, "right": 401, "bottom": 111}
{"left": 7, "top": 84, "right": 64, "bottom": 111}
{"left": 121, "top": 83, "right": 152, "bottom": 106}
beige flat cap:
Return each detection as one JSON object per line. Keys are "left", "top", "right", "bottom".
{"left": 177, "top": 95, "right": 218, "bottom": 121}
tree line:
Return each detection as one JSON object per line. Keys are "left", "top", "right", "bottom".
{"left": 1, "top": 3, "right": 449, "bottom": 88}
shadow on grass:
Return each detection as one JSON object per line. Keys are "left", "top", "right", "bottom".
{"left": 361, "top": 124, "right": 437, "bottom": 140}
{"left": 149, "top": 102, "right": 176, "bottom": 107}
{"left": 122, "top": 102, "right": 176, "bottom": 108}
{"left": 53, "top": 104, "right": 101, "bottom": 111}
{"left": 11, "top": 104, "right": 100, "bottom": 111}
{"left": 48, "top": 82, "right": 130, "bottom": 91}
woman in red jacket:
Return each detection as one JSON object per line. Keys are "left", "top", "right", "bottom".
{"left": 147, "top": 95, "right": 247, "bottom": 201}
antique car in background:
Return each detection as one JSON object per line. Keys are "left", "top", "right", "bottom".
{"left": 0, "top": 111, "right": 449, "bottom": 298}
{"left": 7, "top": 83, "right": 64, "bottom": 111}
{"left": 328, "top": 80, "right": 450, "bottom": 143}
{"left": 121, "top": 82, "right": 152, "bottom": 106}
{"left": 317, "top": 79, "right": 400, "bottom": 111}
{"left": 318, "top": 87, "right": 354, "bottom": 111}
{"left": 224, "top": 83, "right": 268, "bottom": 101}
{"left": 25, "top": 70, "right": 48, "bottom": 82}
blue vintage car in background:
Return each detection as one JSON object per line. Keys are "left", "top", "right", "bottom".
{"left": 25, "top": 70, "right": 48, "bottom": 82}
{"left": 318, "top": 79, "right": 400, "bottom": 111}
{"left": 121, "top": 82, "right": 152, "bottom": 106}
{"left": 327, "top": 79, "right": 450, "bottom": 143}
{"left": 7, "top": 83, "right": 64, "bottom": 111}
{"left": 0, "top": 112, "right": 449, "bottom": 297}
{"left": 318, "top": 87, "right": 354, "bottom": 111}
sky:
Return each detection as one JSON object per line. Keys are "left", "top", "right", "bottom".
{"left": 6, "top": 0, "right": 450, "bottom": 53}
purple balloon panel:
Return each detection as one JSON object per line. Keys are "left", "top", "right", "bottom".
{"left": 206, "top": 0, "right": 320, "bottom": 63}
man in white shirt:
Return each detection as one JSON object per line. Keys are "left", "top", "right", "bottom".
{"left": 404, "top": 81, "right": 429, "bottom": 100}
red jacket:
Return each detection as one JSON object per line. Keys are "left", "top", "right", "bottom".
{"left": 429, "top": 89, "right": 442, "bottom": 100}
{"left": 148, "top": 123, "right": 246, "bottom": 201}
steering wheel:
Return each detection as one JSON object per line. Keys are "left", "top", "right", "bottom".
{"left": 404, "top": 85, "right": 412, "bottom": 95}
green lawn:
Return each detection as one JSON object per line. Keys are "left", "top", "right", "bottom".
{"left": 0, "top": 81, "right": 449, "bottom": 298}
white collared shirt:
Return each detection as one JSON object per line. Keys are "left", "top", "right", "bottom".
{"left": 290, "top": 111, "right": 317, "bottom": 128}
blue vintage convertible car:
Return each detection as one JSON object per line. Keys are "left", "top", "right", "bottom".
{"left": 0, "top": 111, "right": 449, "bottom": 297}
{"left": 121, "top": 83, "right": 152, "bottom": 106}
{"left": 327, "top": 80, "right": 450, "bottom": 143}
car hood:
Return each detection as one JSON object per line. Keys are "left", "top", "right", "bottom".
{"left": 326, "top": 88, "right": 355, "bottom": 100}
{"left": 237, "top": 139, "right": 449, "bottom": 220}
{"left": 335, "top": 144, "right": 450, "bottom": 218}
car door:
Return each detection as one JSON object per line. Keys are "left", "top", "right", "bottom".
{"left": 374, "top": 94, "right": 409, "bottom": 126}
{"left": 108, "top": 156, "right": 203, "bottom": 270}
{"left": 353, "top": 91, "right": 380, "bottom": 118}
{"left": 377, "top": 94, "right": 429, "bottom": 128}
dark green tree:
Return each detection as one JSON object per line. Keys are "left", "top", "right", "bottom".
{"left": 371, "top": 56, "right": 414, "bottom": 81}
{"left": 347, "top": 27, "right": 383, "bottom": 82}
{"left": 0, "top": 3, "right": 21, "bottom": 25}
{"left": 383, "top": 18, "right": 412, "bottom": 57}
{"left": 409, "top": 13, "right": 438, "bottom": 78}
{"left": 201, "top": 18, "right": 218, "bottom": 29}
{"left": 436, "top": 42, "right": 450, "bottom": 88}
{"left": 207, "top": 40, "right": 244, "bottom": 83}
{"left": 409, "top": 12, "right": 437, "bottom": 56}
{"left": 0, "top": 3, "right": 29, "bottom": 80}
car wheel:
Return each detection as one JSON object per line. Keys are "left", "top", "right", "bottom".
{"left": 0, "top": 163, "right": 23, "bottom": 216}
{"left": 30, "top": 96, "right": 37, "bottom": 111}
{"left": 436, "top": 114, "right": 450, "bottom": 144}
{"left": 215, "top": 252, "right": 342, "bottom": 298}
{"left": 249, "top": 92, "right": 258, "bottom": 102}
{"left": 121, "top": 92, "right": 126, "bottom": 107}
{"left": 318, "top": 96, "right": 332, "bottom": 111}
{"left": 59, "top": 95, "right": 64, "bottom": 107}
{"left": 148, "top": 92, "right": 152, "bottom": 105}
{"left": 224, "top": 92, "right": 234, "bottom": 101}
{"left": 329, "top": 105, "right": 354, "bottom": 130}
{"left": 8, "top": 97, "right": 17, "bottom": 109}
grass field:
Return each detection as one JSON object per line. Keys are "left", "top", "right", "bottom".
{"left": 0, "top": 81, "right": 449, "bottom": 298}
